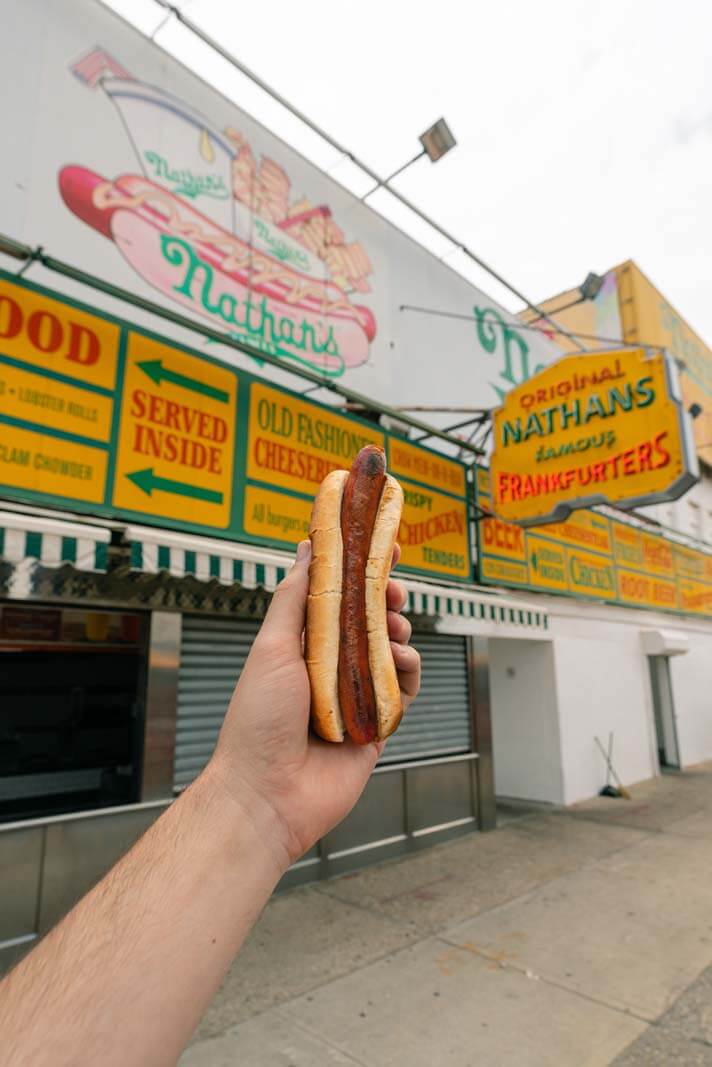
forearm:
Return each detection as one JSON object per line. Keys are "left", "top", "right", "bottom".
{"left": 0, "top": 760, "right": 287, "bottom": 1067}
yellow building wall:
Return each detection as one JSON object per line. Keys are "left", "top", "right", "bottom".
{"left": 521, "top": 261, "right": 712, "bottom": 467}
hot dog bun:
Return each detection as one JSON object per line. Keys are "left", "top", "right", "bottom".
{"left": 305, "top": 469, "right": 348, "bottom": 742}
{"left": 306, "top": 466, "right": 404, "bottom": 743}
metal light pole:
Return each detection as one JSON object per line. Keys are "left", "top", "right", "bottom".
{"left": 360, "top": 118, "right": 457, "bottom": 200}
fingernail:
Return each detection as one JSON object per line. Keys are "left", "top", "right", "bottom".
{"left": 296, "top": 539, "right": 311, "bottom": 563}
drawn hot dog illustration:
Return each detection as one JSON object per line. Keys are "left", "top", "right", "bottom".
{"left": 306, "top": 445, "right": 404, "bottom": 744}
{"left": 58, "top": 166, "right": 375, "bottom": 375}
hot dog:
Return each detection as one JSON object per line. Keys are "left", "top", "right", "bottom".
{"left": 306, "top": 445, "right": 404, "bottom": 744}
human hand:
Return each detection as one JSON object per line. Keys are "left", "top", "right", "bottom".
{"left": 209, "top": 539, "right": 420, "bottom": 870}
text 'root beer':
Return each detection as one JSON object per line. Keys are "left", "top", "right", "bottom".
{"left": 306, "top": 445, "right": 404, "bottom": 744}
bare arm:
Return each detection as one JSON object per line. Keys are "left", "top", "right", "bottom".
{"left": 0, "top": 541, "right": 420, "bottom": 1066}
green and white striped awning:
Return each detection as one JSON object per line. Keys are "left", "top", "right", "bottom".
{"left": 0, "top": 509, "right": 111, "bottom": 598}
{"left": 1, "top": 510, "right": 548, "bottom": 633}
{"left": 403, "top": 577, "right": 548, "bottom": 632}
{"left": 124, "top": 524, "right": 548, "bottom": 632}
{"left": 124, "top": 524, "right": 290, "bottom": 591}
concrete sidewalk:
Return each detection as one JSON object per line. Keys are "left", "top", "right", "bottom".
{"left": 182, "top": 766, "right": 712, "bottom": 1066}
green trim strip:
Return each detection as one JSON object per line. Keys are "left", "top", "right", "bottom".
{"left": 0, "top": 413, "right": 110, "bottom": 451}
{"left": 0, "top": 352, "right": 115, "bottom": 397}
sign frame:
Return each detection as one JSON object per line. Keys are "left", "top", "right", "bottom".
{"left": 489, "top": 347, "right": 699, "bottom": 527}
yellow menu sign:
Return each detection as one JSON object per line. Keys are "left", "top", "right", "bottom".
{"left": 398, "top": 480, "right": 470, "bottom": 579}
{"left": 113, "top": 334, "right": 237, "bottom": 528}
{"left": 388, "top": 438, "right": 466, "bottom": 497}
{"left": 0, "top": 270, "right": 471, "bottom": 582}
{"left": 247, "top": 381, "right": 384, "bottom": 494}
{"left": 0, "top": 275, "right": 119, "bottom": 505}
{"left": 477, "top": 463, "right": 712, "bottom": 618}
{"left": 244, "top": 381, "right": 471, "bottom": 581}
{"left": 243, "top": 484, "right": 311, "bottom": 544}
{"left": 490, "top": 347, "right": 697, "bottom": 525}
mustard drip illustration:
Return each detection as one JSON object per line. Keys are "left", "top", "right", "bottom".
{"left": 199, "top": 128, "right": 215, "bottom": 163}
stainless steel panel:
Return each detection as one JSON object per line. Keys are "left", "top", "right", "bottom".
{"left": 323, "top": 772, "right": 405, "bottom": 858}
{"left": 0, "top": 827, "right": 43, "bottom": 941}
{"left": 323, "top": 836, "right": 411, "bottom": 880}
{"left": 0, "top": 934, "right": 37, "bottom": 973}
{"left": 406, "top": 760, "right": 473, "bottom": 833}
{"left": 141, "top": 612, "right": 181, "bottom": 801}
{"left": 38, "top": 808, "right": 161, "bottom": 933}
{"left": 469, "top": 635, "right": 496, "bottom": 831}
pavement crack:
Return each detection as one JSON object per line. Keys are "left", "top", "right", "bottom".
{"left": 273, "top": 1006, "right": 370, "bottom": 1066}
{"left": 435, "top": 933, "right": 653, "bottom": 1025}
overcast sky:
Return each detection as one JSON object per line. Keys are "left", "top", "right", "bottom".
{"left": 109, "top": 0, "right": 712, "bottom": 342}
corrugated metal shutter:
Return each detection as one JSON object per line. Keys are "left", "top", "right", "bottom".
{"left": 175, "top": 616, "right": 260, "bottom": 791}
{"left": 379, "top": 632, "right": 472, "bottom": 764}
{"left": 175, "top": 621, "right": 471, "bottom": 786}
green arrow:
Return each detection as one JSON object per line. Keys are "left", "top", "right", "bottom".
{"left": 136, "top": 359, "right": 229, "bottom": 403}
{"left": 127, "top": 468, "right": 223, "bottom": 504}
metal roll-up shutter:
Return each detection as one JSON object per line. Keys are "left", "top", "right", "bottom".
{"left": 175, "top": 616, "right": 260, "bottom": 791}
{"left": 379, "top": 632, "right": 471, "bottom": 764}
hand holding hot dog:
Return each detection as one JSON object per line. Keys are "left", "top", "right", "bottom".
{"left": 210, "top": 527, "right": 420, "bottom": 870}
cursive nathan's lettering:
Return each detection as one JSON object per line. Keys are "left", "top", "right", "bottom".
{"left": 161, "top": 235, "right": 342, "bottom": 371}
{"left": 144, "top": 151, "right": 229, "bottom": 200}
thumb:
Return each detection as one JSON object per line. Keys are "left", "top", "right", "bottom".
{"left": 261, "top": 539, "right": 311, "bottom": 652}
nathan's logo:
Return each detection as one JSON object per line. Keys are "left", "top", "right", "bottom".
{"left": 144, "top": 151, "right": 229, "bottom": 200}
{"left": 161, "top": 236, "right": 342, "bottom": 372}
{"left": 490, "top": 347, "right": 697, "bottom": 525}
{"left": 253, "top": 218, "right": 309, "bottom": 271}
{"left": 474, "top": 306, "right": 545, "bottom": 402}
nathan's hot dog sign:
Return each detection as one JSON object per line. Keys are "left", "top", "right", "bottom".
{"left": 0, "top": 271, "right": 471, "bottom": 583}
{"left": 59, "top": 53, "right": 376, "bottom": 379}
{"left": 490, "top": 347, "right": 698, "bottom": 526}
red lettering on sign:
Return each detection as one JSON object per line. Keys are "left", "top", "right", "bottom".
{"left": 66, "top": 323, "right": 100, "bottom": 366}
{"left": 0, "top": 296, "right": 102, "bottom": 368}
{"left": 27, "top": 310, "right": 63, "bottom": 353}
{"left": 653, "top": 430, "right": 670, "bottom": 468}
{"left": 0, "top": 295, "right": 22, "bottom": 339}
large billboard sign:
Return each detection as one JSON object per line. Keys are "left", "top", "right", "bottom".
{"left": 489, "top": 347, "right": 698, "bottom": 526}
{"left": 0, "top": 271, "right": 471, "bottom": 582}
{"left": 1, "top": 0, "right": 564, "bottom": 422}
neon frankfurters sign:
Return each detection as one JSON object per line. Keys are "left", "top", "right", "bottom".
{"left": 489, "top": 347, "right": 699, "bottom": 526}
